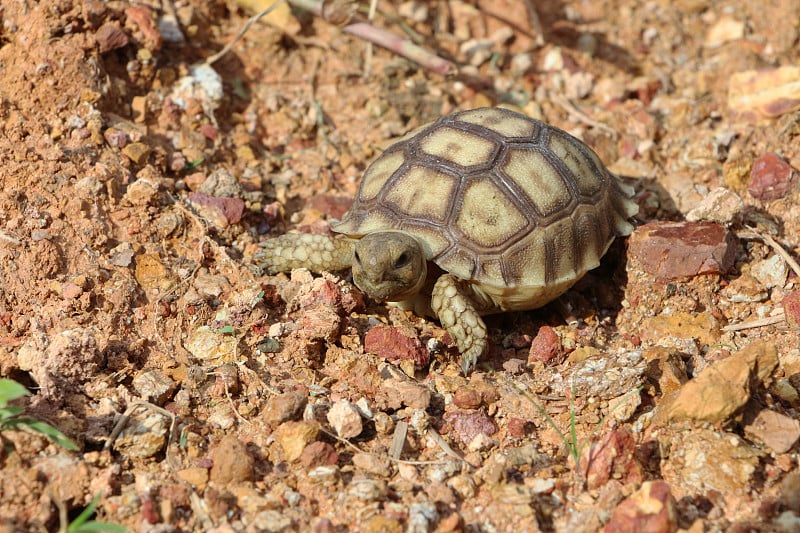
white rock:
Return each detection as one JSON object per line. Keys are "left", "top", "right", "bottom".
{"left": 685, "top": 187, "right": 744, "bottom": 225}
{"left": 326, "top": 400, "right": 363, "bottom": 439}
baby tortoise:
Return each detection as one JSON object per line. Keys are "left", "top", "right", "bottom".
{"left": 257, "top": 107, "right": 639, "bottom": 374}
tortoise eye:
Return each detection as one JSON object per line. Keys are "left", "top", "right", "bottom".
{"left": 394, "top": 252, "right": 410, "bottom": 269}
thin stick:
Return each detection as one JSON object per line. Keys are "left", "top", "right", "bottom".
{"left": 738, "top": 228, "right": 800, "bottom": 279}
{"left": 363, "top": 0, "right": 378, "bottom": 78}
{"left": 344, "top": 22, "right": 455, "bottom": 75}
{"left": 521, "top": 0, "right": 546, "bottom": 47}
{"left": 551, "top": 93, "right": 618, "bottom": 138}
{"left": 206, "top": 0, "right": 288, "bottom": 65}
{"left": 722, "top": 313, "right": 786, "bottom": 332}
{"left": 290, "top": 0, "right": 455, "bottom": 75}
{"left": 317, "top": 426, "right": 457, "bottom": 466}
{"left": 104, "top": 400, "right": 181, "bottom": 470}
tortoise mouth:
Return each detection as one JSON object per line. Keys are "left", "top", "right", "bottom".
{"left": 356, "top": 274, "right": 427, "bottom": 303}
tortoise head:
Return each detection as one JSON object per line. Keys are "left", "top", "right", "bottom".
{"left": 352, "top": 231, "right": 427, "bottom": 302}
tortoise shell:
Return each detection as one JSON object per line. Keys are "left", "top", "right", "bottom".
{"left": 332, "top": 107, "right": 638, "bottom": 307}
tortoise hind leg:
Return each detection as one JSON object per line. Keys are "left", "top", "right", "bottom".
{"left": 431, "top": 274, "right": 496, "bottom": 374}
{"left": 254, "top": 234, "right": 355, "bottom": 275}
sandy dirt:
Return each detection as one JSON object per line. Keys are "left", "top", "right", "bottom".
{"left": 0, "top": 0, "right": 799, "bottom": 531}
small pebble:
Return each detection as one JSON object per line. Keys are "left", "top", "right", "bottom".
{"left": 300, "top": 441, "right": 339, "bottom": 468}
{"left": 132, "top": 370, "right": 176, "bottom": 405}
{"left": 744, "top": 409, "right": 800, "bottom": 454}
{"left": 263, "top": 390, "right": 308, "bottom": 426}
{"left": 274, "top": 421, "right": 320, "bottom": 462}
{"left": 749, "top": 153, "right": 796, "bottom": 201}
{"left": 327, "top": 400, "right": 363, "bottom": 439}
{"left": 443, "top": 410, "right": 497, "bottom": 445}
{"left": 751, "top": 255, "right": 788, "bottom": 290}
{"left": 783, "top": 291, "right": 800, "bottom": 329}
{"left": 685, "top": 187, "right": 744, "bottom": 225}
{"left": 364, "top": 325, "right": 429, "bottom": 367}
{"left": 604, "top": 481, "right": 678, "bottom": 533}
{"left": 528, "top": 326, "right": 563, "bottom": 365}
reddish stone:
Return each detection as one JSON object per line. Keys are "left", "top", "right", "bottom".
{"left": 628, "top": 221, "right": 737, "bottom": 281}
{"left": 300, "top": 304, "right": 341, "bottom": 342}
{"left": 453, "top": 387, "right": 483, "bottom": 409}
{"left": 95, "top": 22, "right": 129, "bottom": 53}
{"left": 125, "top": 5, "right": 163, "bottom": 51}
{"left": 300, "top": 441, "right": 339, "bottom": 468}
{"left": 364, "top": 325, "right": 429, "bottom": 367}
{"left": 507, "top": 417, "right": 531, "bottom": 438}
{"left": 748, "top": 152, "right": 796, "bottom": 201}
{"left": 199, "top": 123, "right": 218, "bottom": 141}
{"left": 298, "top": 279, "right": 365, "bottom": 316}
{"left": 782, "top": 291, "right": 800, "bottom": 329}
{"left": 580, "top": 427, "right": 644, "bottom": 490}
{"left": 187, "top": 192, "right": 245, "bottom": 225}
{"left": 528, "top": 326, "right": 563, "bottom": 365}
{"left": 604, "top": 480, "right": 678, "bottom": 533}
{"left": 442, "top": 409, "right": 497, "bottom": 445}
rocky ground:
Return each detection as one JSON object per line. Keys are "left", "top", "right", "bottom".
{"left": 0, "top": 0, "right": 799, "bottom": 531}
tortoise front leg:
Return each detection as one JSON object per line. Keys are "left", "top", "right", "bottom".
{"left": 255, "top": 234, "right": 355, "bottom": 275}
{"left": 431, "top": 274, "right": 495, "bottom": 374}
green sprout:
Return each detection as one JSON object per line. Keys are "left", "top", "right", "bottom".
{"left": 0, "top": 378, "right": 78, "bottom": 451}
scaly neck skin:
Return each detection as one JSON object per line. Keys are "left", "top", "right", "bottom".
{"left": 351, "top": 231, "right": 428, "bottom": 302}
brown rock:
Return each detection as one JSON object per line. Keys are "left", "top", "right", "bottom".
{"left": 209, "top": 435, "right": 254, "bottom": 485}
{"left": 581, "top": 427, "right": 644, "bottom": 490}
{"left": 604, "top": 480, "right": 678, "bottom": 533}
{"left": 365, "top": 325, "right": 429, "bottom": 367}
{"left": 274, "top": 421, "right": 320, "bottom": 462}
{"left": 779, "top": 471, "right": 800, "bottom": 512}
{"left": 95, "top": 22, "right": 129, "bottom": 53}
{"left": 628, "top": 221, "right": 737, "bottom": 281}
{"left": 103, "top": 127, "right": 129, "bottom": 148}
{"left": 300, "top": 441, "right": 339, "bottom": 468}
{"left": 744, "top": 409, "right": 800, "bottom": 454}
{"left": 352, "top": 453, "right": 391, "bottom": 476}
{"left": 443, "top": 410, "right": 498, "bottom": 445}
{"left": 663, "top": 341, "right": 778, "bottom": 423}
{"left": 263, "top": 390, "right": 308, "bottom": 427}
{"left": 728, "top": 66, "right": 800, "bottom": 123}
{"left": 685, "top": 187, "right": 744, "bottom": 225}
{"left": 528, "top": 325, "right": 563, "bottom": 365}
{"left": 642, "top": 347, "right": 688, "bottom": 395}
{"left": 453, "top": 387, "right": 483, "bottom": 409}
{"left": 660, "top": 428, "right": 760, "bottom": 498}
{"left": 382, "top": 378, "right": 432, "bottom": 410}
{"left": 748, "top": 153, "right": 796, "bottom": 200}
{"left": 177, "top": 467, "right": 209, "bottom": 489}
{"left": 121, "top": 142, "right": 151, "bottom": 165}
{"left": 640, "top": 312, "right": 720, "bottom": 348}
